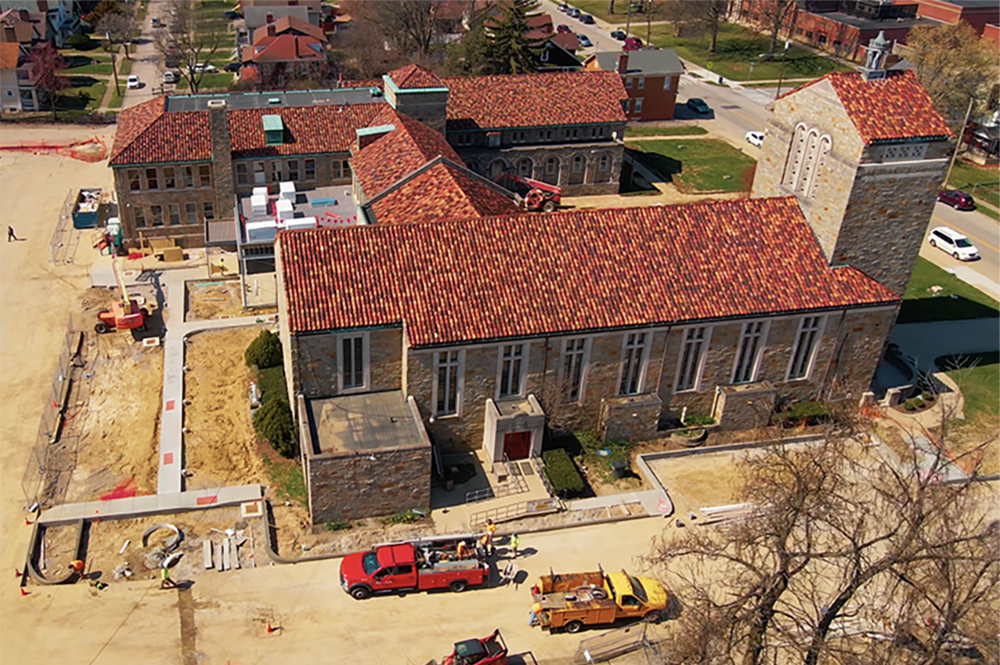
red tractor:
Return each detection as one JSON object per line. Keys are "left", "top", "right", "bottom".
{"left": 494, "top": 173, "right": 561, "bottom": 213}
{"left": 95, "top": 259, "right": 148, "bottom": 334}
{"left": 428, "top": 629, "right": 507, "bottom": 665}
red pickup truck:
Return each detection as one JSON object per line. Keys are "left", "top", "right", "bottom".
{"left": 340, "top": 538, "right": 488, "bottom": 600}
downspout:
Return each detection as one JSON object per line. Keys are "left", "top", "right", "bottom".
{"left": 817, "top": 309, "right": 849, "bottom": 401}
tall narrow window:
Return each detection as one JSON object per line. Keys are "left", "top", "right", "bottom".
{"left": 236, "top": 163, "right": 249, "bottom": 185}
{"left": 340, "top": 335, "right": 366, "bottom": 390}
{"left": 305, "top": 158, "right": 316, "bottom": 181}
{"left": 163, "top": 167, "right": 176, "bottom": 189}
{"left": 198, "top": 165, "right": 211, "bottom": 188}
{"left": 270, "top": 161, "right": 282, "bottom": 182}
{"left": 127, "top": 169, "right": 141, "bottom": 191}
{"left": 788, "top": 316, "right": 823, "bottom": 380}
{"left": 619, "top": 333, "right": 646, "bottom": 395}
{"left": 436, "top": 351, "right": 461, "bottom": 415}
{"left": 203, "top": 202, "right": 215, "bottom": 220}
{"left": 150, "top": 205, "right": 163, "bottom": 227}
{"left": 180, "top": 166, "right": 194, "bottom": 188}
{"left": 782, "top": 123, "right": 807, "bottom": 188}
{"left": 805, "top": 136, "right": 832, "bottom": 200}
{"left": 168, "top": 204, "right": 180, "bottom": 225}
{"left": 287, "top": 159, "right": 299, "bottom": 181}
{"left": 676, "top": 327, "right": 708, "bottom": 392}
{"left": 561, "top": 338, "right": 587, "bottom": 402}
{"left": 498, "top": 344, "right": 525, "bottom": 398}
{"left": 145, "top": 168, "right": 158, "bottom": 190}
{"left": 796, "top": 130, "right": 820, "bottom": 194}
{"left": 134, "top": 207, "right": 146, "bottom": 228}
{"left": 733, "top": 321, "right": 766, "bottom": 384}
{"left": 185, "top": 202, "right": 197, "bottom": 224}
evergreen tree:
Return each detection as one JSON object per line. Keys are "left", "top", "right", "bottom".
{"left": 483, "top": 0, "right": 544, "bottom": 75}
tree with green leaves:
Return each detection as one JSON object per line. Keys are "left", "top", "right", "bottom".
{"left": 245, "top": 330, "right": 283, "bottom": 369}
{"left": 253, "top": 398, "right": 296, "bottom": 458}
{"left": 482, "top": 0, "right": 544, "bottom": 75}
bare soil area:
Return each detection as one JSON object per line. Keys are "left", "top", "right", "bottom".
{"left": 67, "top": 287, "right": 165, "bottom": 503}
{"left": 648, "top": 454, "right": 745, "bottom": 519}
{"left": 182, "top": 327, "right": 270, "bottom": 489}
{"left": 186, "top": 280, "right": 260, "bottom": 321}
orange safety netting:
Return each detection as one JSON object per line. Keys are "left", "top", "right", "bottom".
{"left": 0, "top": 134, "right": 108, "bottom": 163}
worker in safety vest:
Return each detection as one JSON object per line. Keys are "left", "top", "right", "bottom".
{"left": 456, "top": 540, "right": 468, "bottom": 559}
{"left": 68, "top": 559, "right": 86, "bottom": 582}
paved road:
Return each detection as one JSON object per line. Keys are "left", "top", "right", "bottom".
{"left": 122, "top": 3, "right": 172, "bottom": 108}
{"left": 924, "top": 202, "right": 1000, "bottom": 289}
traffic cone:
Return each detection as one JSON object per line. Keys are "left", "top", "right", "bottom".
{"left": 20, "top": 588, "right": 28, "bottom": 597}
{"left": 24, "top": 517, "right": 31, "bottom": 526}
{"left": 265, "top": 622, "right": 274, "bottom": 634}
{"left": 14, "top": 569, "right": 20, "bottom": 578}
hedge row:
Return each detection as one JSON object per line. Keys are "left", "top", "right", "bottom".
{"left": 771, "top": 400, "right": 830, "bottom": 427}
{"left": 542, "top": 448, "right": 585, "bottom": 495}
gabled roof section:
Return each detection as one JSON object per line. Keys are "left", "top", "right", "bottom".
{"left": 278, "top": 197, "right": 899, "bottom": 342}
{"left": 386, "top": 63, "right": 445, "bottom": 90}
{"left": 781, "top": 71, "right": 951, "bottom": 143}
{"left": 247, "top": 34, "right": 324, "bottom": 62}
{"left": 593, "top": 49, "right": 684, "bottom": 76}
{"left": 444, "top": 71, "right": 626, "bottom": 130}
{"left": 228, "top": 104, "right": 383, "bottom": 157}
{"left": 110, "top": 96, "right": 213, "bottom": 165}
{"left": 0, "top": 42, "right": 19, "bottom": 69}
{"left": 252, "top": 15, "right": 325, "bottom": 43}
{"left": 366, "top": 159, "right": 518, "bottom": 225}
{"left": 352, "top": 107, "right": 464, "bottom": 198}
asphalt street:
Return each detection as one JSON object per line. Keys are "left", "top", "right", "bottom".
{"left": 924, "top": 201, "right": 1000, "bottom": 290}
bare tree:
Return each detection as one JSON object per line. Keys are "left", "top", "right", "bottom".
{"left": 154, "top": 0, "right": 226, "bottom": 94}
{"left": 744, "top": 0, "right": 797, "bottom": 57}
{"left": 26, "top": 42, "right": 69, "bottom": 118}
{"left": 645, "top": 406, "right": 998, "bottom": 665}
{"left": 689, "top": 0, "right": 730, "bottom": 53}
{"left": 96, "top": 9, "right": 137, "bottom": 60}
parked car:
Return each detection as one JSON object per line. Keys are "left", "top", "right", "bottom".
{"left": 937, "top": 189, "right": 975, "bottom": 211}
{"left": 193, "top": 63, "right": 218, "bottom": 74}
{"left": 223, "top": 62, "right": 242, "bottom": 72}
{"left": 568, "top": 7, "right": 581, "bottom": 18}
{"left": 162, "top": 70, "right": 178, "bottom": 84}
{"left": 745, "top": 131, "right": 764, "bottom": 148}
{"left": 558, "top": 2, "right": 569, "bottom": 12}
{"left": 623, "top": 41, "right": 641, "bottom": 51}
{"left": 625, "top": 36, "right": 642, "bottom": 47}
{"left": 126, "top": 75, "right": 140, "bottom": 89}
{"left": 577, "top": 34, "right": 592, "bottom": 48}
{"left": 580, "top": 14, "right": 594, "bottom": 24}
{"left": 928, "top": 226, "right": 979, "bottom": 261}
{"left": 150, "top": 17, "right": 161, "bottom": 28}
{"left": 686, "top": 98, "right": 710, "bottom": 114}
{"left": 222, "top": 10, "right": 242, "bottom": 20}
{"left": 610, "top": 29, "right": 626, "bottom": 40}
{"left": 556, "top": 24, "right": 572, "bottom": 34}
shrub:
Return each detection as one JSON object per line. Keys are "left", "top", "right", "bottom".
{"left": 682, "top": 414, "right": 716, "bottom": 427}
{"left": 921, "top": 391, "right": 936, "bottom": 402}
{"left": 379, "top": 509, "right": 426, "bottom": 525}
{"left": 245, "top": 329, "right": 283, "bottom": 369}
{"left": 913, "top": 397, "right": 925, "bottom": 409}
{"left": 542, "top": 448, "right": 585, "bottom": 496}
{"left": 324, "top": 521, "right": 353, "bottom": 532}
{"left": 65, "top": 34, "right": 97, "bottom": 49}
{"left": 904, "top": 399, "right": 917, "bottom": 412}
{"left": 773, "top": 401, "right": 830, "bottom": 426}
{"left": 253, "top": 397, "right": 296, "bottom": 457}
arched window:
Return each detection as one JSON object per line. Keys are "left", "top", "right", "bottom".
{"left": 517, "top": 158, "right": 533, "bottom": 177}
{"left": 804, "top": 135, "right": 832, "bottom": 199}
{"left": 597, "top": 154, "right": 611, "bottom": 173}
{"left": 489, "top": 159, "right": 507, "bottom": 178}
{"left": 569, "top": 154, "right": 586, "bottom": 184}
{"left": 782, "top": 123, "right": 808, "bottom": 189}
{"left": 543, "top": 157, "right": 560, "bottom": 185}
{"left": 796, "top": 129, "right": 820, "bottom": 194}
{"left": 466, "top": 160, "right": 481, "bottom": 174}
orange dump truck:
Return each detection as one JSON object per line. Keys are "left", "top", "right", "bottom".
{"left": 529, "top": 567, "right": 670, "bottom": 633}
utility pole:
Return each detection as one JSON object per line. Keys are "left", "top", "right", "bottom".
{"left": 624, "top": 0, "right": 633, "bottom": 38}
{"left": 774, "top": 40, "right": 790, "bottom": 99}
{"left": 107, "top": 31, "right": 121, "bottom": 98}
{"left": 944, "top": 97, "right": 976, "bottom": 187}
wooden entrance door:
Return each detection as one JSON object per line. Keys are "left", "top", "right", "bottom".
{"left": 503, "top": 431, "right": 531, "bottom": 460}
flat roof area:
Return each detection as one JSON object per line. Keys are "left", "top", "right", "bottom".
{"left": 307, "top": 390, "right": 429, "bottom": 456}
{"left": 816, "top": 11, "right": 938, "bottom": 30}
{"left": 164, "top": 87, "right": 385, "bottom": 112}
{"left": 238, "top": 184, "right": 358, "bottom": 244}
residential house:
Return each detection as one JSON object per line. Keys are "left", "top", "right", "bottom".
{"left": 241, "top": 0, "right": 322, "bottom": 26}
{"left": 239, "top": 15, "right": 328, "bottom": 88}
{"left": 238, "top": 6, "right": 310, "bottom": 47}
{"left": 273, "top": 39, "right": 953, "bottom": 523}
{"left": 0, "top": 39, "right": 37, "bottom": 112}
{"left": 0, "top": 0, "right": 77, "bottom": 47}
{"left": 538, "top": 33, "right": 583, "bottom": 72}
{"left": 584, "top": 50, "right": 684, "bottom": 121}
{"left": 109, "top": 65, "right": 627, "bottom": 251}
{"left": 0, "top": 8, "right": 44, "bottom": 45}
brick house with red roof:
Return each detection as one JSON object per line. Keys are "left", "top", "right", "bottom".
{"left": 239, "top": 16, "right": 328, "bottom": 90}
{"left": 271, "top": 43, "right": 954, "bottom": 523}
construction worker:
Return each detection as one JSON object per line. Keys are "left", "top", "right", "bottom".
{"left": 7, "top": 226, "right": 18, "bottom": 242}
{"left": 484, "top": 519, "right": 497, "bottom": 554}
{"left": 68, "top": 559, "right": 86, "bottom": 582}
{"left": 509, "top": 533, "right": 521, "bottom": 558}
{"left": 456, "top": 540, "right": 468, "bottom": 559}
{"left": 160, "top": 566, "right": 178, "bottom": 589}
{"left": 478, "top": 533, "right": 492, "bottom": 558}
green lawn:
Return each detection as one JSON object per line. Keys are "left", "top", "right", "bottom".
{"left": 197, "top": 72, "right": 235, "bottom": 91}
{"left": 947, "top": 160, "right": 999, "bottom": 211}
{"left": 627, "top": 138, "right": 756, "bottom": 193}
{"left": 624, "top": 125, "right": 709, "bottom": 137}
{"left": 898, "top": 257, "right": 1000, "bottom": 324}
{"left": 566, "top": 0, "right": 635, "bottom": 24}
{"left": 56, "top": 75, "right": 107, "bottom": 110}
{"left": 260, "top": 449, "right": 307, "bottom": 505}
{"left": 61, "top": 54, "right": 113, "bottom": 75}
{"left": 256, "top": 366, "right": 287, "bottom": 404}
{"left": 939, "top": 352, "right": 1000, "bottom": 423}
{"left": 108, "top": 86, "right": 124, "bottom": 109}
{"left": 645, "top": 22, "right": 851, "bottom": 82}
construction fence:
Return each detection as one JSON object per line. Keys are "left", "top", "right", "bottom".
{"left": 20, "top": 315, "right": 101, "bottom": 509}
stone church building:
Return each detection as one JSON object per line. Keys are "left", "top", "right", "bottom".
{"left": 274, "top": 38, "right": 953, "bottom": 523}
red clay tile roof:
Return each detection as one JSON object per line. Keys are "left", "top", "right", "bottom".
{"left": 0, "top": 42, "right": 19, "bottom": 69}
{"left": 352, "top": 108, "right": 464, "bottom": 198}
{"left": 443, "top": 71, "right": 626, "bottom": 130}
{"left": 109, "top": 97, "right": 213, "bottom": 165}
{"left": 247, "top": 34, "right": 324, "bottom": 62}
{"left": 387, "top": 64, "right": 445, "bottom": 90}
{"left": 278, "top": 197, "right": 898, "bottom": 342}
{"left": 252, "top": 15, "right": 326, "bottom": 43}
{"left": 228, "top": 104, "right": 383, "bottom": 158}
{"left": 782, "top": 71, "right": 951, "bottom": 143}
{"left": 368, "top": 160, "right": 518, "bottom": 224}
{"left": 550, "top": 32, "right": 580, "bottom": 51}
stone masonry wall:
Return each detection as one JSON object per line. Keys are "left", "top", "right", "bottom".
{"left": 306, "top": 445, "right": 431, "bottom": 523}
{"left": 291, "top": 327, "right": 403, "bottom": 398}
{"left": 455, "top": 141, "right": 625, "bottom": 196}
{"left": 113, "top": 165, "right": 217, "bottom": 249}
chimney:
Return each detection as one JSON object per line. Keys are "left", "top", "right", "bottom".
{"left": 616, "top": 52, "right": 628, "bottom": 75}
{"left": 265, "top": 12, "right": 274, "bottom": 24}
{"left": 267, "top": 24, "right": 275, "bottom": 37}
{"left": 206, "top": 100, "right": 234, "bottom": 220}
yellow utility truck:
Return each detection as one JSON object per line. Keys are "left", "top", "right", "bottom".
{"left": 529, "top": 566, "right": 670, "bottom": 633}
